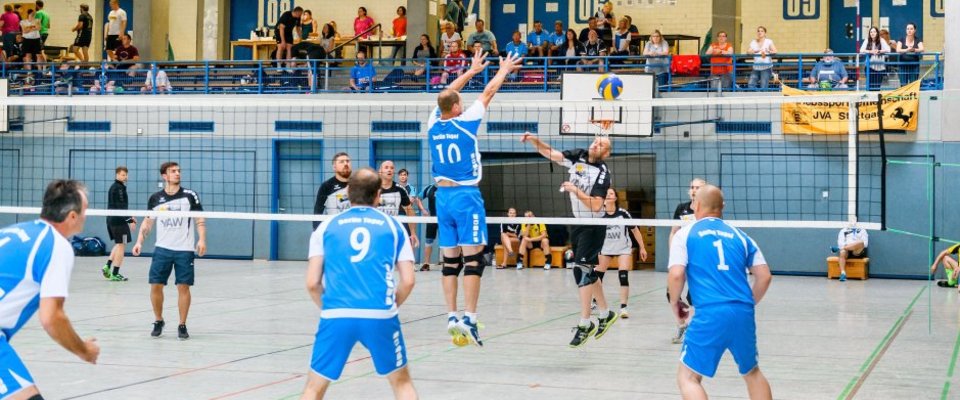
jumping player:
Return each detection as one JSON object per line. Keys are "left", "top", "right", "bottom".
{"left": 598, "top": 188, "right": 648, "bottom": 319}
{"left": 428, "top": 50, "right": 522, "bottom": 346}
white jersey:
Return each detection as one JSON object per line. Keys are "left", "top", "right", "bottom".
{"left": 0, "top": 220, "right": 74, "bottom": 340}
{"left": 147, "top": 187, "right": 203, "bottom": 252}
{"left": 837, "top": 227, "right": 868, "bottom": 249}
{"left": 107, "top": 9, "right": 127, "bottom": 35}
{"left": 561, "top": 149, "right": 611, "bottom": 218}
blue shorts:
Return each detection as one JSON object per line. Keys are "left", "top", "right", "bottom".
{"left": 0, "top": 337, "right": 35, "bottom": 398}
{"left": 681, "top": 303, "right": 758, "bottom": 378}
{"left": 149, "top": 247, "right": 196, "bottom": 286}
{"left": 310, "top": 316, "right": 407, "bottom": 381}
{"left": 435, "top": 186, "right": 487, "bottom": 248}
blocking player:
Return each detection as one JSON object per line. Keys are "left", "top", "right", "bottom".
{"left": 429, "top": 50, "right": 523, "bottom": 346}
{"left": 930, "top": 243, "right": 959, "bottom": 288}
{"left": 598, "top": 188, "right": 648, "bottom": 319}
{"left": 132, "top": 162, "right": 207, "bottom": 340}
{"left": 312, "top": 152, "right": 352, "bottom": 229}
{"left": 669, "top": 177, "right": 705, "bottom": 343}
{"left": 104, "top": 166, "right": 136, "bottom": 281}
{"left": 668, "top": 185, "right": 773, "bottom": 400}
{"left": 521, "top": 132, "right": 619, "bottom": 348}
{"left": 302, "top": 168, "right": 417, "bottom": 400}
{"left": 0, "top": 180, "right": 100, "bottom": 399}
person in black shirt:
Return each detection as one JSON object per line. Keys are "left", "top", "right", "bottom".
{"left": 70, "top": 3, "right": 93, "bottom": 62}
{"left": 275, "top": 6, "right": 303, "bottom": 69}
{"left": 312, "top": 152, "right": 352, "bottom": 229}
{"left": 667, "top": 177, "right": 705, "bottom": 343}
{"left": 497, "top": 208, "right": 520, "bottom": 269}
{"left": 419, "top": 183, "right": 438, "bottom": 271}
{"left": 377, "top": 161, "right": 418, "bottom": 248}
{"left": 104, "top": 166, "right": 136, "bottom": 281}
{"left": 579, "top": 17, "right": 597, "bottom": 43}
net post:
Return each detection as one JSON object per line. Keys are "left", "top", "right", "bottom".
{"left": 847, "top": 100, "right": 858, "bottom": 224}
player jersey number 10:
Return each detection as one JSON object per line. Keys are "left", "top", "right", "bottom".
{"left": 434, "top": 143, "right": 462, "bottom": 164}
{"left": 257, "top": 0, "right": 293, "bottom": 28}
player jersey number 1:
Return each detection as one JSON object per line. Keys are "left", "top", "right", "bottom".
{"left": 712, "top": 240, "right": 731, "bottom": 271}
{"left": 434, "top": 143, "right": 462, "bottom": 164}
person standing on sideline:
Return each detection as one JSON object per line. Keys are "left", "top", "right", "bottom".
{"left": 132, "top": 162, "right": 207, "bottom": 340}
{"left": 0, "top": 180, "right": 100, "bottom": 399}
{"left": 33, "top": 0, "right": 48, "bottom": 61}
{"left": 521, "top": 133, "right": 619, "bottom": 347}
{"left": 104, "top": 0, "right": 127, "bottom": 61}
{"left": 429, "top": 50, "right": 523, "bottom": 346}
{"left": 275, "top": 6, "right": 303, "bottom": 69}
{"left": 0, "top": 5, "right": 21, "bottom": 61}
{"left": 668, "top": 185, "right": 772, "bottom": 400}
{"left": 312, "top": 152, "right": 352, "bottom": 230}
{"left": 398, "top": 168, "right": 421, "bottom": 215}
{"left": 301, "top": 168, "right": 417, "bottom": 400}
{"left": 71, "top": 3, "right": 93, "bottom": 62}
{"left": 377, "top": 160, "right": 418, "bottom": 249}
{"left": 104, "top": 166, "right": 136, "bottom": 281}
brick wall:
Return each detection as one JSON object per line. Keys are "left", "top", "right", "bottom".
{"left": 740, "top": 0, "right": 829, "bottom": 53}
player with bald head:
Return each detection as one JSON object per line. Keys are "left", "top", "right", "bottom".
{"left": 428, "top": 49, "right": 523, "bottom": 346}
{"left": 668, "top": 185, "right": 773, "bottom": 400}
{"left": 521, "top": 133, "right": 618, "bottom": 347}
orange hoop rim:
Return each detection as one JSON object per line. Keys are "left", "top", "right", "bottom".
{"left": 590, "top": 119, "right": 616, "bottom": 135}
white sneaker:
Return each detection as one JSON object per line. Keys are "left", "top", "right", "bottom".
{"left": 516, "top": 262, "right": 523, "bottom": 270}
{"left": 620, "top": 307, "right": 629, "bottom": 319}
{"left": 544, "top": 263, "right": 551, "bottom": 270}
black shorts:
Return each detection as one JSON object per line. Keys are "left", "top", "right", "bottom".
{"left": 847, "top": 248, "right": 868, "bottom": 259}
{"left": 570, "top": 225, "right": 604, "bottom": 266}
{"left": 106, "top": 34, "right": 120, "bottom": 50}
{"left": 22, "top": 38, "right": 41, "bottom": 56}
{"left": 525, "top": 239, "right": 544, "bottom": 248}
{"left": 275, "top": 30, "right": 294, "bottom": 44}
{"left": 40, "top": 33, "right": 47, "bottom": 45}
{"left": 74, "top": 31, "right": 92, "bottom": 47}
{"left": 106, "top": 223, "right": 131, "bottom": 244}
{"left": 425, "top": 223, "right": 437, "bottom": 242}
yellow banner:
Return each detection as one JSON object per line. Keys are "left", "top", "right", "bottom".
{"left": 781, "top": 80, "right": 920, "bottom": 134}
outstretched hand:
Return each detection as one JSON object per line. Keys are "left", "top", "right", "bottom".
{"left": 468, "top": 51, "right": 490, "bottom": 74}
{"left": 498, "top": 53, "right": 524, "bottom": 74}
{"left": 519, "top": 131, "right": 536, "bottom": 143}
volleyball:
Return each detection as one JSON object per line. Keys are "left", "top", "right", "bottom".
{"left": 596, "top": 73, "right": 624, "bottom": 100}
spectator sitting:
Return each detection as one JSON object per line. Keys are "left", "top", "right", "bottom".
{"left": 466, "top": 19, "right": 497, "bottom": 55}
{"left": 706, "top": 30, "right": 734, "bottom": 89}
{"left": 832, "top": 223, "right": 868, "bottom": 282}
{"left": 89, "top": 79, "right": 117, "bottom": 95}
{"left": 318, "top": 23, "right": 338, "bottom": 60}
{"left": 411, "top": 34, "right": 437, "bottom": 77}
{"left": 114, "top": 33, "right": 140, "bottom": 72}
{"left": 55, "top": 62, "right": 83, "bottom": 95}
{"left": 611, "top": 18, "right": 631, "bottom": 60}
{"left": 498, "top": 208, "right": 520, "bottom": 269}
{"left": 440, "top": 41, "right": 467, "bottom": 85}
{"left": 439, "top": 21, "right": 461, "bottom": 56}
{"left": 467, "top": 41, "right": 484, "bottom": 58}
{"left": 503, "top": 30, "right": 527, "bottom": 57}
{"left": 578, "top": 16, "right": 598, "bottom": 43}
{"left": 548, "top": 20, "right": 565, "bottom": 57}
{"left": 6, "top": 32, "right": 22, "bottom": 62}
{"left": 526, "top": 20, "right": 550, "bottom": 59}
{"left": 643, "top": 29, "right": 671, "bottom": 86}
{"left": 517, "top": 211, "right": 550, "bottom": 270}
{"left": 579, "top": 29, "right": 606, "bottom": 71}
{"left": 930, "top": 243, "right": 960, "bottom": 289}
{"left": 142, "top": 69, "right": 173, "bottom": 93}
{"left": 805, "top": 49, "right": 848, "bottom": 89}
{"left": 348, "top": 50, "right": 376, "bottom": 91}
{"left": 558, "top": 29, "right": 583, "bottom": 68}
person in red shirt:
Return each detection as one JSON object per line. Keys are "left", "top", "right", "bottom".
{"left": 440, "top": 41, "right": 468, "bottom": 85}
{"left": 706, "top": 31, "right": 734, "bottom": 89}
{"left": 389, "top": 6, "right": 407, "bottom": 63}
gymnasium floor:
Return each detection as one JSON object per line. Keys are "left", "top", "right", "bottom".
{"left": 18, "top": 258, "right": 960, "bottom": 399}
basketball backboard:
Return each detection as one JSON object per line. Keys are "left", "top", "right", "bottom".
{"left": 559, "top": 72, "right": 655, "bottom": 137}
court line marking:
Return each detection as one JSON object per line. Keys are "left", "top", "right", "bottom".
{"left": 273, "top": 285, "right": 668, "bottom": 400}
{"left": 837, "top": 284, "right": 926, "bottom": 400}
{"left": 940, "top": 326, "right": 960, "bottom": 400}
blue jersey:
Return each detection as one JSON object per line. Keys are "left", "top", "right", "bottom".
{"left": 0, "top": 220, "right": 74, "bottom": 340}
{"left": 668, "top": 217, "right": 766, "bottom": 308}
{"left": 309, "top": 206, "right": 414, "bottom": 319}
{"left": 428, "top": 99, "right": 485, "bottom": 185}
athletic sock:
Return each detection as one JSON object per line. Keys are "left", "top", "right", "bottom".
{"left": 448, "top": 312, "right": 458, "bottom": 320}
{"left": 620, "top": 303, "right": 627, "bottom": 309}
{"left": 106, "top": 259, "right": 113, "bottom": 267}
{"left": 464, "top": 312, "right": 478, "bottom": 322}
{"left": 578, "top": 318, "right": 591, "bottom": 327}
{"left": 113, "top": 266, "right": 120, "bottom": 275}
{"left": 598, "top": 308, "right": 609, "bottom": 318}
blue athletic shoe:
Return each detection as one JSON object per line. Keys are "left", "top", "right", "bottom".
{"left": 831, "top": 246, "right": 840, "bottom": 253}
{"left": 839, "top": 272, "right": 847, "bottom": 282}
{"left": 458, "top": 317, "right": 483, "bottom": 347}
{"left": 446, "top": 316, "right": 461, "bottom": 337}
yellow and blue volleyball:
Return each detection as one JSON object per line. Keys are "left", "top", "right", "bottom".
{"left": 596, "top": 74, "right": 624, "bottom": 100}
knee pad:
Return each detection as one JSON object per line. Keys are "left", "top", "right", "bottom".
{"left": 619, "top": 270, "right": 629, "bottom": 287}
{"left": 442, "top": 256, "right": 464, "bottom": 277}
{"left": 596, "top": 270, "right": 606, "bottom": 282}
{"left": 463, "top": 253, "right": 486, "bottom": 277}
{"left": 572, "top": 264, "right": 599, "bottom": 287}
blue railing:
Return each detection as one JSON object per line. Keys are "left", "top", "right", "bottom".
{"left": 1, "top": 52, "right": 942, "bottom": 95}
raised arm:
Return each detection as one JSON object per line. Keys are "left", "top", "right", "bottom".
{"left": 477, "top": 53, "right": 524, "bottom": 108}
{"left": 520, "top": 132, "right": 565, "bottom": 165}
{"left": 446, "top": 50, "right": 489, "bottom": 92}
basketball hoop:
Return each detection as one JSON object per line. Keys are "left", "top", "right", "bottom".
{"left": 590, "top": 119, "right": 615, "bottom": 137}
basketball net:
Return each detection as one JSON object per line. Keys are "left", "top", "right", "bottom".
{"left": 590, "top": 119, "right": 615, "bottom": 138}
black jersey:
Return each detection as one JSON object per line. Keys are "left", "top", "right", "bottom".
{"left": 500, "top": 223, "right": 520, "bottom": 235}
{"left": 420, "top": 183, "right": 438, "bottom": 215}
{"left": 313, "top": 176, "right": 350, "bottom": 229}
{"left": 603, "top": 208, "right": 633, "bottom": 244}
{"left": 107, "top": 180, "right": 133, "bottom": 226}
{"left": 377, "top": 182, "right": 411, "bottom": 216}
{"left": 673, "top": 201, "right": 695, "bottom": 224}
{"left": 561, "top": 149, "right": 611, "bottom": 218}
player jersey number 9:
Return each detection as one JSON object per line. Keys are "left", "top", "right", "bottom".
{"left": 434, "top": 143, "right": 462, "bottom": 164}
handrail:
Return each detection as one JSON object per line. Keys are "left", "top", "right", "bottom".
{"left": 331, "top": 23, "right": 382, "bottom": 54}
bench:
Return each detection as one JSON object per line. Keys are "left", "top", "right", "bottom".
{"left": 494, "top": 239, "right": 568, "bottom": 268}
{"left": 827, "top": 256, "right": 869, "bottom": 280}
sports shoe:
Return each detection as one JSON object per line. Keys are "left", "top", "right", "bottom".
{"left": 446, "top": 316, "right": 461, "bottom": 336}
{"left": 544, "top": 263, "right": 551, "bottom": 270}
{"left": 569, "top": 322, "right": 597, "bottom": 348}
{"left": 938, "top": 280, "right": 958, "bottom": 288}
{"left": 620, "top": 307, "right": 629, "bottom": 319}
{"left": 516, "top": 261, "right": 523, "bottom": 270}
{"left": 151, "top": 320, "right": 165, "bottom": 337}
{"left": 102, "top": 264, "right": 111, "bottom": 279}
{"left": 839, "top": 272, "right": 847, "bottom": 282}
{"left": 178, "top": 324, "right": 189, "bottom": 340}
{"left": 830, "top": 246, "right": 840, "bottom": 253}
{"left": 458, "top": 317, "right": 483, "bottom": 347}
{"left": 109, "top": 272, "right": 129, "bottom": 281}
{"left": 420, "top": 263, "right": 430, "bottom": 272}
{"left": 595, "top": 311, "right": 619, "bottom": 339}
{"left": 672, "top": 324, "right": 687, "bottom": 344}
